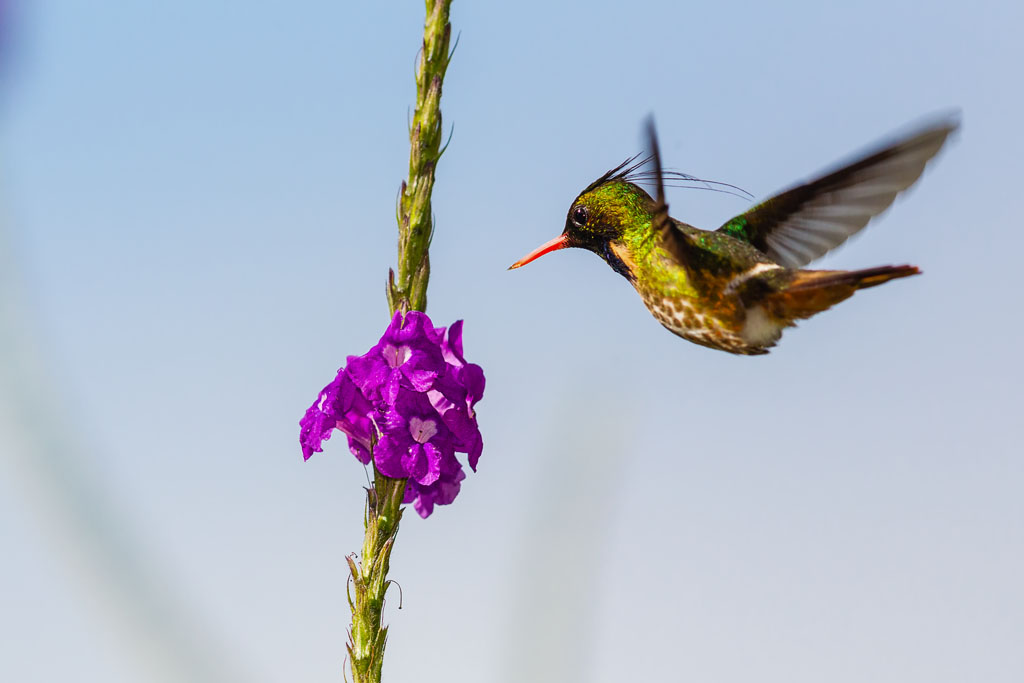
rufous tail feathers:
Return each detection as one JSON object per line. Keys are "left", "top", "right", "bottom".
{"left": 767, "top": 265, "right": 920, "bottom": 321}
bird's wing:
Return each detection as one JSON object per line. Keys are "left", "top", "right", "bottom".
{"left": 642, "top": 116, "right": 694, "bottom": 264}
{"left": 716, "top": 115, "right": 959, "bottom": 268}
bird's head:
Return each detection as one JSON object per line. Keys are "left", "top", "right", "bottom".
{"left": 509, "top": 117, "right": 750, "bottom": 277}
{"left": 508, "top": 162, "right": 656, "bottom": 274}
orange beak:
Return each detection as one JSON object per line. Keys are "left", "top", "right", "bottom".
{"left": 508, "top": 234, "right": 571, "bottom": 270}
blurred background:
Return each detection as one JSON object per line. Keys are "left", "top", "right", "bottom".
{"left": 2, "top": 1, "right": 1022, "bottom": 681}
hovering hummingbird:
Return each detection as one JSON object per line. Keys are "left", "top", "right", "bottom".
{"left": 509, "top": 115, "right": 957, "bottom": 355}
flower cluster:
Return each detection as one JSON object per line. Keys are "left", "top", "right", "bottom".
{"left": 300, "top": 311, "right": 484, "bottom": 517}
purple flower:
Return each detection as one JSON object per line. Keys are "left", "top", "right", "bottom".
{"left": 346, "top": 311, "right": 447, "bottom": 404}
{"left": 299, "top": 310, "right": 484, "bottom": 518}
{"left": 375, "top": 390, "right": 456, "bottom": 486}
{"left": 299, "top": 370, "right": 376, "bottom": 463}
{"left": 404, "top": 462, "right": 466, "bottom": 519}
{"left": 428, "top": 320, "right": 486, "bottom": 470}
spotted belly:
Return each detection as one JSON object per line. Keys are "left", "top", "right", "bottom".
{"left": 643, "top": 294, "right": 778, "bottom": 356}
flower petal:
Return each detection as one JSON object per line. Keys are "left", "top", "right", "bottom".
{"left": 461, "top": 363, "right": 486, "bottom": 410}
{"left": 401, "top": 365, "right": 439, "bottom": 393}
{"left": 419, "top": 442, "right": 443, "bottom": 485}
{"left": 443, "top": 319, "right": 465, "bottom": 364}
{"left": 374, "top": 433, "right": 408, "bottom": 479}
{"left": 345, "top": 352, "right": 388, "bottom": 401}
{"left": 298, "top": 370, "right": 351, "bottom": 460}
{"left": 401, "top": 443, "right": 429, "bottom": 483}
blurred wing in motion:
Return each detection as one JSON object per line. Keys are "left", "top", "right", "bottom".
{"left": 718, "top": 114, "right": 959, "bottom": 267}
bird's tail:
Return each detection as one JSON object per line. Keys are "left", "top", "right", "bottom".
{"left": 767, "top": 264, "right": 920, "bottom": 321}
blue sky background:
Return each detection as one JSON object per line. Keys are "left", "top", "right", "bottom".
{"left": 2, "top": 1, "right": 1022, "bottom": 682}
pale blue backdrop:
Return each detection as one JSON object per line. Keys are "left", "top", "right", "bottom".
{"left": 2, "top": 1, "right": 1021, "bottom": 682}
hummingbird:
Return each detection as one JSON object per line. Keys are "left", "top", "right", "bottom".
{"left": 509, "top": 115, "right": 958, "bottom": 355}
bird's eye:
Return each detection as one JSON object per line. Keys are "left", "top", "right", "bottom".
{"left": 570, "top": 205, "right": 589, "bottom": 228}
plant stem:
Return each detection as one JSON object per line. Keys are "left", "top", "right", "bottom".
{"left": 388, "top": 0, "right": 453, "bottom": 317}
{"left": 349, "top": 2, "right": 454, "bottom": 682}
{"left": 346, "top": 468, "right": 406, "bottom": 683}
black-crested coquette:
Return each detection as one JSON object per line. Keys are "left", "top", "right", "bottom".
{"left": 510, "top": 115, "right": 957, "bottom": 354}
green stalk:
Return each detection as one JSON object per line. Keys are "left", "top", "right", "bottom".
{"left": 345, "top": 467, "right": 406, "bottom": 683}
{"left": 388, "top": 0, "right": 453, "bottom": 317}
{"left": 348, "top": 2, "right": 453, "bottom": 682}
